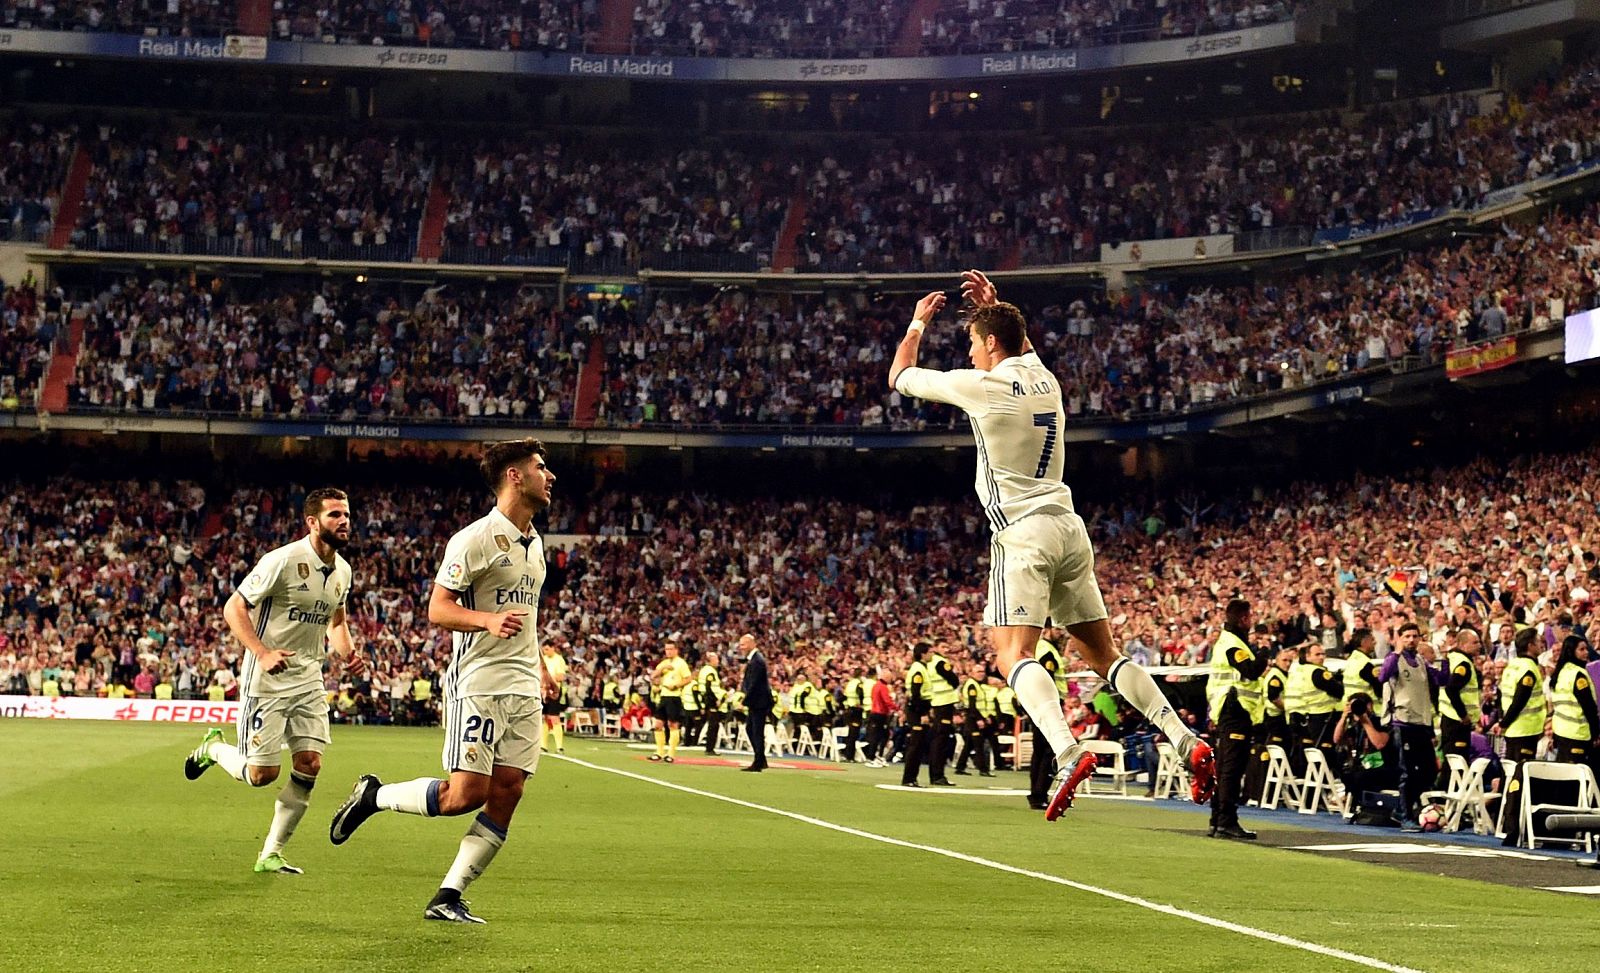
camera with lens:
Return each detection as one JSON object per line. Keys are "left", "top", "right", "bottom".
{"left": 1348, "top": 694, "right": 1370, "bottom": 718}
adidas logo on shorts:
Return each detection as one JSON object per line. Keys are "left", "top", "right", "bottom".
{"left": 1012, "top": 606, "right": 1029, "bottom": 617}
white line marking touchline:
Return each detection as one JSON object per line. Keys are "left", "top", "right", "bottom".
{"left": 552, "top": 754, "right": 1428, "bottom": 973}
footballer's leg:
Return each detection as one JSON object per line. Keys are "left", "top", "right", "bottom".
{"left": 256, "top": 749, "right": 317, "bottom": 874}
{"left": 1052, "top": 513, "right": 1214, "bottom": 803}
{"left": 331, "top": 695, "right": 493, "bottom": 844}
{"left": 427, "top": 696, "right": 539, "bottom": 924}
{"left": 256, "top": 693, "right": 328, "bottom": 874}
{"left": 987, "top": 525, "right": 1093, "bottom": 819}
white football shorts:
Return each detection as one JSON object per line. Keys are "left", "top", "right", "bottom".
{"left": 982, "top": 510, "right": 1108, "bottom": 630}
{"left": 441, "top": 692, "right": 543, "bottom": 776}
{"left": 237, "top": 689, "right": 330, "bottom": 766}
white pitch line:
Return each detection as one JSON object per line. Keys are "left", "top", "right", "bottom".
{"left": 552, "top": 754, "right": 1427, "bottom": 973}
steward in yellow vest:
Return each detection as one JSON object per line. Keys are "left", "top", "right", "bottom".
{"left": 1495, "top": 628, "right": 1548, "bottom": 763}
{"left": 954, "top": 671, "right": 993, "bottom": 777}
{"left": 1340, "top": 628, "right": 1382, "bottom": 704}
{"left": 901, "top": 644, "right": 935, "bottom": 787}
{"left": 1438, "top": 627, "right": 1484, "bottom": 760}
{"left": 1206, "top": 599, "right": 1269, "bottom": 839}
{"left": 1548, "top": 635, "right": 1599, "bottom": 764}
{"left": 1286, "top": 643, "right": 1343, "bottom": 759}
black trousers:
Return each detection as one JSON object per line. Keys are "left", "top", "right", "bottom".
{"left": 1393, "top": 723, "right": 1438, "bottom": 818}
{"left": 1504, "top": 734, "right": 1541, "bottom": 763}
{"left": 746, "top": 707, "right": 770, "bottom": 768}
{"left": 1245, "top": 718, "right": 1289, "bottom": 803}
{"left": 1209, "top": 701, "right": 1254, "bottom": 829}
{"left": 1437, "top": 718, "right": 1471, "bottom": 786}
{"left": 864, "top": 713, "right": 890, "bottom": 761}
{"left": 702, "top": 712, "right": 722, "bottom": 753}
{"left": 983, "top": 717, "right": 1007, "bottom": 770}
{"left": 901, "top": 710, "right": 930, "bottom": 784}
{"left": 843, "top": 708, "right": 864, "bottom": 760}
{"left": 1554, "top": 735, "right": 1594, "bottom": 765}
{"left": 928, "top": 704, "right": 956, "bottom": 781}
{"left": 1029, "top": 723, "right": 1056, "bottom": 804}
{"left": 955, "top": 710, "right": 989, "bottom": 773}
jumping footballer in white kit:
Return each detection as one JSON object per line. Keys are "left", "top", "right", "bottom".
{"left": 329, "top": 439, "right": 555, "bottom": 924}
{"left": 888, "top": 270, "right": 1216, "bottom": 821}
{"left": 184, "top": 487, "right": 365, "bottom": 875}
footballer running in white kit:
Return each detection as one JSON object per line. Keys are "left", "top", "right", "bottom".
{"left": 329, "top": 439, "right": 557, "bottom": 925}
{"left": 889, "top": 271, "right": 1214, "bottom": 822}
{"left": 183, "top": 488, "right": 366, "bottom": 876}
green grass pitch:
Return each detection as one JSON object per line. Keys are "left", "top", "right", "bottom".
{"left": 3, "top": 720, "right": 1596, "bottom": 973}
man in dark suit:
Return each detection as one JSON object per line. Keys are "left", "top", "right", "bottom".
{"left": 739, "top": 633, "right": 773, "bottom": 772}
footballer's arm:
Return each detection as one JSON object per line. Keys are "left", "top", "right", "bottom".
{"left": 888, "top": 290, "right": 947, "bottom": 390}
{"left": 428, "top": 583, "right": 526, "bottom": 638}
{"left": 223, "top": 590, "right": 293, "bottom": 674}
{"left": 327, "top": 607, "right": 366, "bottom": 676}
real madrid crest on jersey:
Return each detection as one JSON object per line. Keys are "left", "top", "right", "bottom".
{"left": 298, "top": 562, "right": 310, "bottom": 580}
{"left": 495, "top": 534, "right": 511, "bottom": 553}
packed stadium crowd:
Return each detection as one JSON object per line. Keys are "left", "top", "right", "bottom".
{"left": 0, "top": 0, "right": 232, "bottom": 36}
{"left": 64, "top": 276, "right": 597, "bottom": 419}
{"left": 72, "top": 123, "right": 432, "bottom": 259}
{"left": 628, "top": 0, "right": 906, "bottom": 58}
{"left": 35, "top": 192, "right": 1596, "bottom": 426}
{"left": 0, "top": 57, "right": 1580, "bottom": 270}
{"left": 0, "top": 278, "right": 64, "bottom": 413}
{"left": 599, "top": 201, "right": 1594, "bottom": 428}
{"left": 0, "top": 117, "right": 70, "bottom": 243}
{"left": 916, "top": 0, "right": 1294, "bottom": 55}
{"left": 3, "top": 440, "right": 1596, "bottom": 756}
{"left": 0, "top": 0, "right": 1287, "bottom": 54}
{"left": 437, "top": 139, "right": 790, "bottom": 266}
{"left": 273, "top": 0, "right": 598, "bottom": 50}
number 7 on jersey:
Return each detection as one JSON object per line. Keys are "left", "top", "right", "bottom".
{"left": 1032, "top": 412, "right": 1059, "bottom": 478}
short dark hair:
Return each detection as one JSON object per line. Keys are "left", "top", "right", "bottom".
{"left": 912, "top": 641, "right": 930, "bottom": 661}
{"left": 1514, "top": 627, "right": 1539, "bottom": 655}
{"left": 1225, "top": 598, "right": 1251, "bottom": 627}
{"left": 303, "top": 487, "right": 348, "bottom": 520}
{"left": 969, "top": 302, "right": 1027, "bottom": 356}
{"left": 480, "top": 438, "right": 548, "bottom": 491}
{"left": 1398, "top": 622, "right": 1421, "bottom": 636}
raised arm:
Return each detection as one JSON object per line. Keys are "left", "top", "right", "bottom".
{"left": 887, "top": 291, "right": 947, "bottom": 391}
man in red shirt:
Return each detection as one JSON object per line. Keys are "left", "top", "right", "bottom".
{"left": 865, "top": 665, "right": 895, "bottom": 767}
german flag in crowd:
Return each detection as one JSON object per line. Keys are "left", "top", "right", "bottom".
{"left": 1383, "top": 569, "right": 1413, "bottom": 604}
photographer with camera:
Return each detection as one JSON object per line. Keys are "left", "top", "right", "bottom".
{"left": 1333, "top": 692, "right": 1400, "bottom": 825}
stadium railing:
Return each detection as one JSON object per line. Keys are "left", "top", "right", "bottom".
{"left": 65, "top": 231, "right": 419, "bottom": 264}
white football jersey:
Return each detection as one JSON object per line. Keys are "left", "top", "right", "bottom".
{"left": 235, "top": 535, "right": 352, "bottom": 698}
{"left": 895, "top": 351, "right": 1075, "bottom": 531}
{"left": 434, "top": 506, "right": 546, "bottom": 699}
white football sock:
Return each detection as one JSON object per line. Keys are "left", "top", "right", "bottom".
{"left": 376, "top": 777, "right": 442, "bottom": 816}
{"left": 441, "top": 813, "right": 506, "bottom": 893}
{"left": 261, "top": 771, "right": 314, "bottom": 857}
{"left": 1109, "top": 658, "right": 1198, "bottom": 758}
{"left": 206, "top": 740, "right": 249, "bottom": 782}
{"left": 1008, "top": 659, "right": 1078, "bottom": 759}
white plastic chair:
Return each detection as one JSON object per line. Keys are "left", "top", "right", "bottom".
{"left": 1259, "top": 744, "right": 1304, "bottom": 811}
{"left": 1153, "top": 741, "right": 1191, "bottom": 800}
{"left": 767, "top": 722, "right": 792, "bottom": 759}
{"left": 791, "top": 725, "right": 818, "bottom": 757}
{"left": 1520, "top": 761, "right": 1600, "bottom": 852}
{"left": 815, "top": 725, "right": 843, "bottom": 762}
{"left": 1496, "top": 759, "right": 1519, "bottom": 839}
{"left": 1420, "top": 753, "right": 1470, "bottom": 826}
{"left": 1080, "top": 739, "right": 1139, "bottom": 795}
{"left": 1297, "top": 748, "right": 1340, "bottom": 815}
{"left": 599, "top": 712, "right": 621, "bottom": 739}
